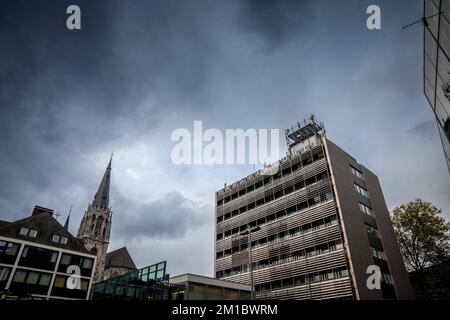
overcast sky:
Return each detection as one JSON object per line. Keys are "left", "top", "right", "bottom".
{"left": 1, "top": 0, "right": 449, "bottom": 277}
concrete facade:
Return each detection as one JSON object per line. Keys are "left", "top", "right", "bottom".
{"left": 214, "top": 119, "right": 414, "bottom": 300}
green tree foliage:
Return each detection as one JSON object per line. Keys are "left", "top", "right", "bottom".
{"left": 392, "top": 199, "right": 450, "bottom": 299}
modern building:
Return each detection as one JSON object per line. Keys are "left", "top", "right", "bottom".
{"left": 214, "top": 117, "right": 414, "bottom": 300}
{"left": 0, "top": 206, "right": 96, "bottom": 300}
{"left": 170, "top": 273, "right": 252, "bottom": 300}
{"left": 423, "top": 0, "right": 450, "bottom": 172}
{"left": 77, "top": 156, "right": 114, "bottom": 282}
{"left": 92, "top": 261, "right": 185, "bottom": 300}
{"left": 92, "top": 267, "right": 252, "bottom": 301}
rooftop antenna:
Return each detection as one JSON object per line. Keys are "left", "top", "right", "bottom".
{"left": 401, "top": 11, "right": 443, "bottom": 29}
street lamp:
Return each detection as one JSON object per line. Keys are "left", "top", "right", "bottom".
{"left": 239, "top": 225, "right": 261, "bottom": 300}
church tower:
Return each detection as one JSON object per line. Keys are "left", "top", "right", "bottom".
{"left": 77, "top": 156, "right": 113, "bottom": 282}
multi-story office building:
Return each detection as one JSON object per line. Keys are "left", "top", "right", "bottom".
{"left": 423, "top": 0, "right": 450, "bottom": 172}
{"left": 214, "top": 118, "right": 414, "bottom": 300}
{"left": 0, "top": 206, "right": 96, "bottom": 300}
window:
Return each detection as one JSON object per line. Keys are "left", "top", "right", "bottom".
{"left": 359, "top": 202, "right": 375, "bottom": 217}
{"left": 39, "top": 274, "right": 52, "bottom": 286}
{"left": 354, "top": 184, "right": 369, "bottom": 198}
{"left": 29, "top": 229, "right": 38, "bottom": 238}
{"left": 52, "top": 234, "right": 68, "bottom": 244}
{"left": 19, "top": 245, "right": 58, "bottom": 270}
{"left": 367, "top": 225, "right": 380, "bottom": 238}
{"left": 19, "top": 227, "right": 38, "bottom": 238}
{"left": 350, "top": 166, "right": 364, "bottom": 179}
{"left": 25, "top": 272, "right": 40, "bottom": 285}
{"left": 0, "top": 241, "right": 20, "bottom": 259}
{"left": 60, "top": 253, "right": 71, "bottom": 265}
{"left": 53, "top": 275, "right": 66, "bottom": 288}
{"left": 94, "top": 216, "right": 104, "bottom": 237}
{"left": 59, "top": 254, "right": 95, "bottom": 277}
{"left": 12, "top": 270, "right": 27, "bottom": 283}
{"left": 371, "top": 247, "right": 387, "bottom": 260}
{"left": 80, "top": 279, "right": 89, "bottom": 291}
{"left": 0, "top": 267, "right": 10, "bottom": 283}
{"left": 9, "top": 270, "right": 53, "bottom": 295}
{"left": 334, "top": 268, "right": 349, "bottom": 278}
{"left": 382, "top": 273, "right": 394, "bottom": 285}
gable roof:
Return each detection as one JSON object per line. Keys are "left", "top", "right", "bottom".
{"left": 0, "top": 208, "right": 90, "bottom": 254}
{"left": 0, "top": 220, "right": 10, "bottom": 228}
{"left": 105, "top": 247, "right": 137, "bottom": 270}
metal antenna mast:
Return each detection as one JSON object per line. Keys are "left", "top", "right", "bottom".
{"left": 401, "top": 11, "right": 443, "bottom": 30}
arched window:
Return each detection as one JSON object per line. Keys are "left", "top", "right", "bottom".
{"left": 94, "top": 216, "right": 104, "bottom": 237}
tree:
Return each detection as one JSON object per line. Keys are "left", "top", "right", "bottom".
{"left": 392, "top": 199, "right": 450, "bottom": 299}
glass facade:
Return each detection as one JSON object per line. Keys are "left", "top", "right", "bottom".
{"left": 0, "top": 240, "right": 20, "bottom": 265}
{"left": 57, "top": 253, "right": 94, "bottom": 277}
{"left": 424, "top": 0, "right": 450, "bottom": 172}
{"left": 18, "top": 245, "right": 58, "bottom": 271}
{"left": 50, "top": 275, "right": 90, "bottom": 299}
{"left": 0, "top": 240, "right": 95, "bottom": 300}
{"left": 9, "top": 269, "right": 53, "bottom": 296}
{"left": 92, "top": 262, "right": 185, "bottom": 300}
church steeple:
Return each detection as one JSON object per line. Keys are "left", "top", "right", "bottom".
{"left": 92, "top": 155, "right": 112, "bottom": 210}
{"left": 64, "top": 205, "right": 72, "bottom": 230}
{"left": 77, "top": 155, "right": 114, "bottom": 282}
{"left": 64, "top": 213, "right": 70, "bottom": 230}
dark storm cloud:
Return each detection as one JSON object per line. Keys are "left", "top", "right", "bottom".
{"left": 0, "top": 0, "right": 228, "bottom": 216}
{"left": 238, "top": 0, "right": 313, "bottom": 50}
{"left": 111, "top": 191, "right": 207, "bottom": 240}
{"left": 0, "top": 0, "right": 121, "bottom": 215}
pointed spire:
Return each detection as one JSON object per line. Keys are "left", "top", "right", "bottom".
{"left": 92, "top": 154, "right": 113, "bottom": 210}
{"left": 64, "top": 214, "right": 70, "bottom": 230}
{"left": 64, "top": 205, "right": 73, "bottom": 230}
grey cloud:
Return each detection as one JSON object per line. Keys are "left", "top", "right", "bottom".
{"left": 408, "top": 120, "right": 437, "bottom": 138}
{"left": 111, "top": 191, "right": 208, "bottom": 241}
{"left": 238, "top": 0, "right": 313, "bottom": 50}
